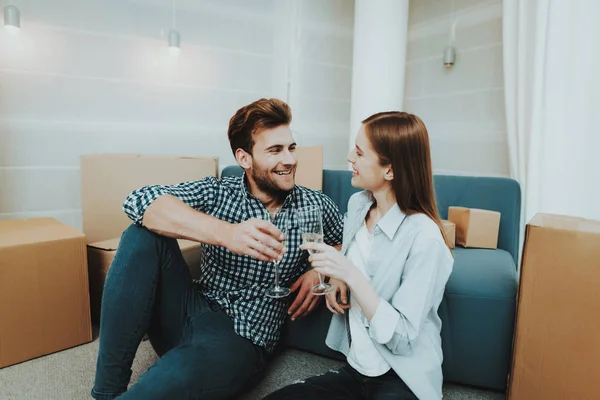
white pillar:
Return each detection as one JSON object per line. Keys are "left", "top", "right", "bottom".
{"left": 349, "top": 0, "right": 409, "bottom": 151}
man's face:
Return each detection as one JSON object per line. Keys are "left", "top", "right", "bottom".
{"left": 247, "top": 125, "right": 298, "bottom": 196}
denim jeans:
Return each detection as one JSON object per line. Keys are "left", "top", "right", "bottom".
{"left": 262, "top": 364, "right": 417, "bottom": 400}
{"left": 91, "top": 224, "right": 268, "bottom": 400}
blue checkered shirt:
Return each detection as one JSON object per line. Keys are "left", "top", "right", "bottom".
{"left": 123, "top": 174, "right": 343, "bottom": 352}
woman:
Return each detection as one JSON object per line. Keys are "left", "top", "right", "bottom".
{"left": 264, "top": 112, "right": 454, "bottom": 400}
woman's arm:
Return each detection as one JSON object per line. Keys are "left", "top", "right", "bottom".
{"left": 302, "top": 236, "right": 452, "bottom": 355}
{"left": 354, "top": 237, "right": 451, "bottom": 355}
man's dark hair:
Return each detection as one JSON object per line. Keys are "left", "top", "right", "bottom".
{"left": 227, "top": 98, "right": 292, "bottom": 155}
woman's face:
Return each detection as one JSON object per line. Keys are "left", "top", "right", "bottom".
{"left": 347, "top": 126, "right": 391, "bottom": 191}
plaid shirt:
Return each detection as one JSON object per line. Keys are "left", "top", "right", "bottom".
{"left": 123, "top": 174, "right": 343, "bottom": 352}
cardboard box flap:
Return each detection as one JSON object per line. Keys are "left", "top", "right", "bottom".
{"left": 0, "top": 218, "right": 85, "bottom": 248}
{"left": 87, "top": 238, "right": 121, "bottom": 251}
{"left": 529, "top": 213, "right": 600, "bottom": 234}
{"left": 178, "top": 239, "right": 203, "bottom": 251}
{"left": 88, "top": 237, "right": 201, "bottom": 252}
{"left": 81, "top": 153, "right": 218, "bottom": 162}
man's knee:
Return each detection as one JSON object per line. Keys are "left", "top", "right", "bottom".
{"left": 121, "top": 223, "right": 158, "bottom": 243}
{"left": 106, "top": 224, "right": 179, "bottom": 276}
{"left": 119, "top": 224, "right": 175, "bottom": 253}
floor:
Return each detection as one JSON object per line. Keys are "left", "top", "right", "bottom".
{"left": 0, "top": 329, "right": 506, "bottom": 400}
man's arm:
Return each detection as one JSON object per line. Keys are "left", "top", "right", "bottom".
{"left": 142, "top": 194, "right": 228, "bottom": 244}
{"left": 123, "top": 178, "right": 283, "bottom": 262}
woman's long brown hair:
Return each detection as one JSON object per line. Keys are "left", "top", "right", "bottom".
{"left": 362, "top": 111, "right": 453, "bottom": 251}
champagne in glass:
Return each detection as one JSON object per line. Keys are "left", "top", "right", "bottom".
{"left": 265, "top": 209, "right": 291, "bottom": 299}
{"left": 297, "top": 206, "right": 333, "bottom": 296}
{"left": 301, "top": 232, "right": 324, "bottom": 251}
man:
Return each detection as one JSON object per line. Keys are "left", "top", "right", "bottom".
{"left": 91, "top": 98, "right": 344, "bottom": 399}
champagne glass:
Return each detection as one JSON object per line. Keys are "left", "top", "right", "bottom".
{"left": 264, "top": 208, "right": 291, "bottom": 299}
{"left": 296, "top": 205, "right": 333, "bottom": 295}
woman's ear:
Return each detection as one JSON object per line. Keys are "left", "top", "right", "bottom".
{"left": 235, "top": 149, "right": 252, "bottom": 169}
{"left": 384, "top": 166, "right": 394, "bottom": 181}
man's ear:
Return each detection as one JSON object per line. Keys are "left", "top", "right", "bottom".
{"left": 235, "top": 148, "right": 252, "bottom": 169}
{"left": 384, "top": 166, "right": 394, "bottom": 181}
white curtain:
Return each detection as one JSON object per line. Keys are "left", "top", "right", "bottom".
{"left": 503, "top": 0, "right": 600, "bottom": 224}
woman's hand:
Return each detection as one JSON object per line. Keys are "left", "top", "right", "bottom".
{"left": 325, "top": 278, "right": 352, "bottom": 315}
{"left": 300, "top": 242, "right": 358, "bottom": 284}
{"left": 301, "top": 241, "right": 380, "bottom": 321}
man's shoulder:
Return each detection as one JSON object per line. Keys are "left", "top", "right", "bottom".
{"left": 294, "top": 185, "right": 332, "bottom": 204}
{"left": 218, "top": 174, "right": 243, "bottom": 187}
{"left": 188, "top": 175, "right": 242, "bottom": 199}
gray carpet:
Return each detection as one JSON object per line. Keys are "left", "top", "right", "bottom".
{"left": 0, "top": 330, "right": 505, "bottom": 400}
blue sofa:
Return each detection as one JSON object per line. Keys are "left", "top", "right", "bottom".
{"left": 222, "top": 166, "right": 521, "bottom": 392}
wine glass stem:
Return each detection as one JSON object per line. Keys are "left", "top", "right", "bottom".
{"left": 273, "top": 262, "right": 281, "bottom": 289}
{"left": 318, "top": 272, "right": 325, "bottom": 286}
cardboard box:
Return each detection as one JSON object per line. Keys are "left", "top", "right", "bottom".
{"left": 80, "top": 154, "right": 219, "bottom": 243}
{"left": 508, "top": 214, "right": 600, "bottom": 399}
{"left": 448, "top": 206, "right": 500, "bottom": 249}
{"left": 441, "top": 220, "right": 456, "bottom": 249}
{"left": 87, "top": 237, "right": 203, "bottom": 324}
{"left": 295, "top": 146, "right": 323, "bottom": 190}
{"left": 0, "top": 218, "right": 92, "bottom": 368}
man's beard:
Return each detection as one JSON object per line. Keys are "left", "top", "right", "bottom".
{"left": 251, "top": 160, "right": 292, "bottom": 199}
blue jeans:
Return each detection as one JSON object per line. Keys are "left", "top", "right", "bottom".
{"left": 91, "top": 224, "right": 268, "bottom": 400}
{"left": 262, "top": 364, "right": 417, "bottom": 400}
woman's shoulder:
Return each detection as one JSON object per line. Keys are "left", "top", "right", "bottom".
{"left": 347, "top": 190, "right": 370, "bottom": 212}
{"left": 405, "top": 213, "right": 446, "bottom": 244}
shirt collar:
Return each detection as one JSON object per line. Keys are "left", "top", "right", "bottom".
{"left": 376, "top": 203, "right": 406, "bottom": 240}
{"left": 238, "top": 171, "right": 252, "bottom": 199}
{"left": 355, "top": 191, "right": 406, "bottom": 240}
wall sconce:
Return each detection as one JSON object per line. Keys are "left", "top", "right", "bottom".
{"left": 443, "top": 46, "right": 455, "bottom": 68}
{"left": 167, "top": 0, "right": 180, "bottom": 57}
{"left": 443, "top": 19, "right": 458, "bottom": 69}
{"left": 4, "top": 4, "right": 20, "bottom": 36}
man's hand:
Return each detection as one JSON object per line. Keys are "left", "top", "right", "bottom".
{"left": 221, "top": 218, "right": 285, "bottom": 263}
{"left": 325, "top": 278, "right": 351, "bottom": 315}
{"left": 287, "top": 270, "right": 321, "bottom": 320}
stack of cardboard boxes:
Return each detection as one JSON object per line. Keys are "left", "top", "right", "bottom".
{"left": 0, "top": 154, "right": 219, "bottom": 368}
{"left": 81, "top": 154, "right": 219, "bottom": 324}
{"left": 442, "top": 206, "right": 502, "bottom": 250}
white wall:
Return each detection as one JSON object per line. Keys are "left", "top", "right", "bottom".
{"left": 0, "top": 0, "right": 354, "bottom": 229}
{"left": 405, "top": 0, "right": 508, "bottom": 176}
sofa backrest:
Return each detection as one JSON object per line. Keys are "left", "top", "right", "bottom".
{"left": 433, "top": 174, "right": 521, "bottom": 263}
{"left": 220, "top": 166, "right": 521, "bottom": 264}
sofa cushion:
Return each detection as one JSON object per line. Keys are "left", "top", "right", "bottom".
{"left": 447, "top": 248, "right": 518, "bottom": 299}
